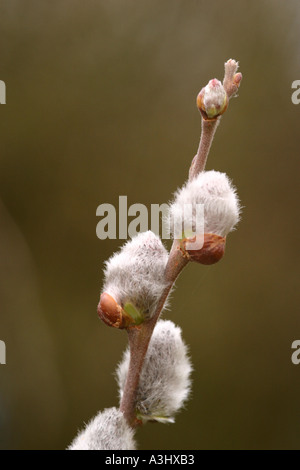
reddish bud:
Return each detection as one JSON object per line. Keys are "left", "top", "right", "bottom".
{"left": 97, "top": 293, "right": 133, "bottom": 329}
{"left": 233, "top": 72, "right": 242, "bottom": 87}
{"left": 181, "top": 233, "right": 226, "bottom": 265}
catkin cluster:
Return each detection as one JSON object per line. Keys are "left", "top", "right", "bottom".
{"left": 69, "top": 58, "right": 242, "bottom": 451}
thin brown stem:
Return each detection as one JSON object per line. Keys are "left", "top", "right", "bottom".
{"left": 189, "top": 118, "right": 220, "bottom": 181}
{"left": 120, "top": 325, "right": 153, "bottom": 426}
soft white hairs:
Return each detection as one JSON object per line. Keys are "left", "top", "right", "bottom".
{"left": 103, "top": 231, "right": 169, "bottom": 319}
{"left": 68, "top": 407, "right": 136, "bottom": 450}
{"left": 117, "top": 320, "right": 192, "bottom": 423}
{"left": 168, "top": 170, "right": 241, "bottom": 238}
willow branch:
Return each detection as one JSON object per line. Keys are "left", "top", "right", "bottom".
{"left": 119, "top": 58, "right": 242, "bottom": 427}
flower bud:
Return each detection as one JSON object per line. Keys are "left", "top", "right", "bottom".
{"left": 100, "top": 231, "right": 168, "bottom": 325}
{"left": 169, "top": 170, "right": 240, "bottom": 239}
{"left": 68, "top": 407, "right": 136, "bottom": 450}
{"left": 197, "top": 78, "right": 228, "bottom": 120}
{"left": 117, "top": 320, "right": 192, "bottom": 424}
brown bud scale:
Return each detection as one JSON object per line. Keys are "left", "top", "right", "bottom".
{"left": 97, "top": 293, "right": 133, "bottom": 329}
{"left": 181, "top": 233, "right": 226, "bottom": 265}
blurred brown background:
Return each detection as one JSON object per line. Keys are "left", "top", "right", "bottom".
{"left": 0, "top": 0, "right": 299, "bottom": 450}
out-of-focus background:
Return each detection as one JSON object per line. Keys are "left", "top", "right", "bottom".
{"left": 0, "top": 0, "right": 299, "bottom": 450}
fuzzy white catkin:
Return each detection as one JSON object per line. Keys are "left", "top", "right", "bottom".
{"left": 169, "top": 170, "right": 240, "bottom": 238}
{"left": 117, "top": 320, "right": 192, "bottom": 423}
{"left": 103, "top": 231, "right": 169, "bottom": 319}
{"left": 68, "top": 407, "right": 136, "bottom": 450}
